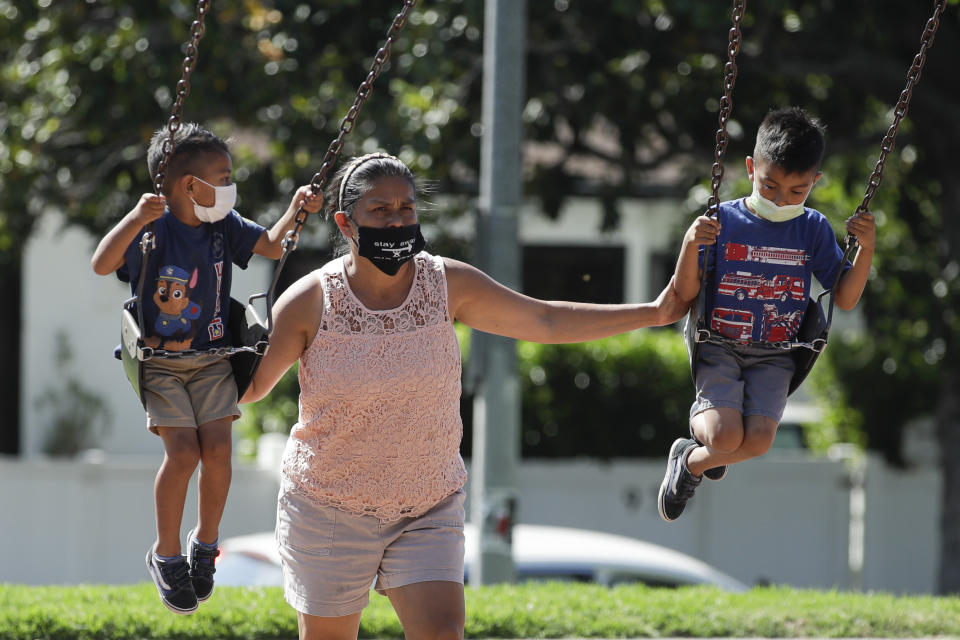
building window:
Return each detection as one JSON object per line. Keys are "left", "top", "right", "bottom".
{"left": 522, "top": 245, "right": 625, "bottom": 304}
{"left": 649, "top": 250, "right": 676, "bottom": 299}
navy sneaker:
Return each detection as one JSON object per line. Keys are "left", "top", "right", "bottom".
{"left": 146, "top": 545, "right": 198, "bottom": 615}
{"left": 186, "top": 528, "right": 219, "bottom": 603}
{"left": 657, "top": 438, "right": 702, "bottom": 522}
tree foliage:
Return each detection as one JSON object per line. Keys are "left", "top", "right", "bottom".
{"left": 4, "top": 0, "right": 960, "bottom": 589}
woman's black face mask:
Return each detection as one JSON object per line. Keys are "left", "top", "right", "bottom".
{"left": 349, "top": 218, "right": 426, "bottom": 276}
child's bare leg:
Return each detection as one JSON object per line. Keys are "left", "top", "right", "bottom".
{"left": 687, "top": 412, "right": 778, "bottom": 475}
{"left": 194, "top": 416, "right": 233, "bottom": 544}
{"left": 154, "top": 426, "right": 202, "bottom": 556}
{"left": 691, "top": 407, "right": 745, "bottom": 452}
{"left": 736, "top": 414, "right": 778, "bottom": 458}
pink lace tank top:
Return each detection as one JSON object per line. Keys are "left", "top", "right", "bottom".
{"left": 280, "top": 252, "right": 467, "bottom": 522}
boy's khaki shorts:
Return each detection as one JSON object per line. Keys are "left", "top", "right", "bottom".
{"left": 142, "top": 354, "right": 240, "bottom": 434}
{"left": 276, "top": 488, "right": 466, "bottom": 617}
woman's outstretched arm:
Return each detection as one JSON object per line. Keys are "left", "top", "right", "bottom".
{"left": 445, "top": 258, "right": 689, "bottom": 344}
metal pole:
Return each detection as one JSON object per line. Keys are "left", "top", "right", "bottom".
{"left": 469, "top": 0, "right": 526, "bottom": 585}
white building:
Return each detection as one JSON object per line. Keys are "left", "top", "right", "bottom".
{"left": 8, "top": 199, "right": 941, "bottom": 593}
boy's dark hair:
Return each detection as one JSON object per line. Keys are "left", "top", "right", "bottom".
{"left": 753, "top": 107, "right": 826, "bottom": 174}
{"left": 147, "top": 123, "right": 230, "bottom": 194}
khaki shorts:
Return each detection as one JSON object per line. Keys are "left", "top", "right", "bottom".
{"left": 276, "top": 488, "right": 466, "bottom": 617}
{"left": 142, "top": 354, "right": 240, "bottom": 434}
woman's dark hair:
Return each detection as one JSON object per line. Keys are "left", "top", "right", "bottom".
{"left": 753, "top": 107, "right": 826, "bottom": 174}
{"left": 324, "top": 153, "right": 416, "bottom": 218}
{"left": 147, "top": 123, "right": 230, "bottom": 195}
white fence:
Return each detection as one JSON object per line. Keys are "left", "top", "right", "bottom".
{"left": 0, "top": 453, "right": 939, "bottom": 593}
{"left": 13, "top": 210, "right": 938, "bottom": 592}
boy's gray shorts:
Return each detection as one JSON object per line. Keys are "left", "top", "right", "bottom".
{"left": 690, "top": 341, "right": 795, "bottom": 423}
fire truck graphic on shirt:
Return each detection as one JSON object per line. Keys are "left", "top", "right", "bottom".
{"left": 710, "top": 307, "right": 755, "bottom": 341}
{"left": 760, "top": 304, "right": 804, "bottom": 342}
{"left": 724, "top": 242, "right": 807, "bottom": 267}
{"left": 710, "top": 302, "right": 805, "bottom": 342}
{"left": 709, "top": 240, "right": 813, "bottom": 341}
{"left": 717, "top": 271, "right": 805, "bottom": 302}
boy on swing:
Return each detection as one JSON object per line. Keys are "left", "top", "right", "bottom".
{"left": 658, "top": 107, "right": 876, "bottom": 522}
{"left": 91, "top": 123, "right": 322, "bottom": 613}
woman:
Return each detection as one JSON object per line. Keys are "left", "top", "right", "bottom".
{"left": 241, "top": 152, "right": 689, "bottom": 640}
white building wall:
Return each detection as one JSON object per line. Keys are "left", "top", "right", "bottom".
{"left": 14, "top": 206, "right": 938, "bottom": 594}
{"left": 0, "top": 454, "right": 939, "bottom": 593}
{"left": 516, "top": 197, "right": 681, "bottom": 302}
{"left": 0, "top": 457, "right": 281, "bottom": 584}
{"left": 861, "top": 461, "right": 942, "bottom": 593}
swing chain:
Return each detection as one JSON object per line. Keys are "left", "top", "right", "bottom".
{"left": 707, "top": 0, "right": 746, "bottom": 219}
{"left": 258, "top": 0, "right": 418, "bottom": 336}
{"left": 134, "top": 0, "right": 211, "bottom": 342}
{"left": 286, "top": 0, "right": 418, "bottom": 246}
{"left": 152, "top": 0, "right": 211, "bottom": 196}
{"left": 690, "top": 0, "right": 747, "bottom": 352}
{"left": 851, "top": 0, "right": 945, "bottom": 246}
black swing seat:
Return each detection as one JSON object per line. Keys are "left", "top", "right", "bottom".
{"left": 684, "top": 290, "right": 831, "bottom": 397}
{"left": 119, "top": 296, "right": 269, "bottom": 408}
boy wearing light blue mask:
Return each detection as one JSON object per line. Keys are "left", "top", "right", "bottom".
{"left": 657, "top": 107, "right": 876, "bottom": 522}
{"left": 91, "top": 122, "right": 322, "bottom": 613}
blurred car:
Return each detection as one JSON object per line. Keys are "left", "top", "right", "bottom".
{"left": 215, "top": 523, "right": 748, "bottom": 591}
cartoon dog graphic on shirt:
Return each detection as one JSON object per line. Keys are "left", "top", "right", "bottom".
{"left": 145, "top": 265, "right": 202, "bottom": 351}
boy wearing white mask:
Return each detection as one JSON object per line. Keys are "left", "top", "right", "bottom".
{"left": 92, "top": 123, "right": 322, "bottom": 613}
{"left": 658, "top": 107, "right": 875, "bottom": 522}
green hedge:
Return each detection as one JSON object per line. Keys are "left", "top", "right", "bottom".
{"left": 513, "top": 329, "right": 691, "bottom": 458}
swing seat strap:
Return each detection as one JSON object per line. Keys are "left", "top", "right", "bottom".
{"left": 693, "top": 329, "right": 827, "bottom": 353}
{"left": 135, "top": 341, "right": 268, "bottom": 362}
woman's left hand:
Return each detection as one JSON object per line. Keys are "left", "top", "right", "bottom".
{"left": 654, "top": 276, "right": 693, "bottom": 325}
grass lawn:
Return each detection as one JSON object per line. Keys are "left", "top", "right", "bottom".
{"left": 1, "top": 582, "right": 958, "bottom": 639}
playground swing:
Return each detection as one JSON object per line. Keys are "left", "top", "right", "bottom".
{"left": 119, "top": 0, "right": 419, "bottom": 406}
{"left": 684, "top": 0, "right": 946, "bottom": 396}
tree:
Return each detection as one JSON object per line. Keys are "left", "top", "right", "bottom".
{"left": 3, "top": 0, "right": 959, "bottom": 591}
{"left": 0, "top": 0, "right": 483, "bottom": 453}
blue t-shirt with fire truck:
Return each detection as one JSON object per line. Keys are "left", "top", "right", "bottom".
{"left": 117, "top": 209, "right": 264, "bottom": 352}
{"left": 700, "top": 198, "right": 850, "bottom": 344}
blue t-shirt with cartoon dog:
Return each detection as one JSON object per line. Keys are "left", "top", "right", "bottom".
{"left": 118, "top": 209, "right": 264, "bottom": 351}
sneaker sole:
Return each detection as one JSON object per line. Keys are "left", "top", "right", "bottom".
{"left": 657, "top": 438, "right": 687, "bottom": 522}
{"left": 146, "top": 547, "right": 198, "bottom": 615}
{"left": 186, "top": 527, "right": 214, "bottom": 603}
